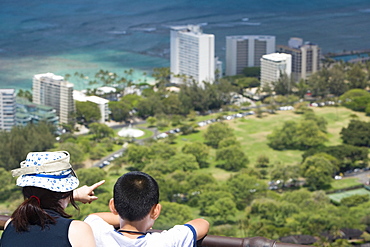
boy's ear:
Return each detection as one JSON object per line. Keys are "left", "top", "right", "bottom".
{"left": 109, "top": 198, "right": 119, "bottom": 215}
{"left": 151, "top": 203, "right": 162, "bottom": 220}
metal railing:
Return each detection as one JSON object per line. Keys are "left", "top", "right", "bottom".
{"left": 0, "top": 215, "right": 9, "bottom": 229}
{"left": 196, "top": 235, "right": 313, "bottom": 247}
{"left": 0, "top": 215, "right": 312, "bottom": 246}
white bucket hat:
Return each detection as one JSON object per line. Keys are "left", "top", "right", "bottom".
{"left": 11, "top": 151, "right": 79, "bottom": 192}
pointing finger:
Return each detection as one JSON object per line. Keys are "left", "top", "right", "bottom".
{"left": 90, "top": 180, "right": 105, "bottom": 190}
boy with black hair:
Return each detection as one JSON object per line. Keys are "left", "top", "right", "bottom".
{"left": 84, "top": 171, "right": 209, "bottom": 247}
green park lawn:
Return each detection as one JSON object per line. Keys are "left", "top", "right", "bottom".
{"left": 176, "top": 106, "right": 368, "bottom": 167}
{"left": 102, "top": 106, "right": 369, "bottom": 184}
{"left": 131, "top": 106, "right": 367, "bottom": 184}
{"left": 330, "top": 177, "right": 363, "bottom": 190}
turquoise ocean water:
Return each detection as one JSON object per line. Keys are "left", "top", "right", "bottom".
{"left": 0, "top": 0, "right": 369, "bottom": 90}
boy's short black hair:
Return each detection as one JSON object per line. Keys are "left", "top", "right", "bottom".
{"left": 113, "top": 171, "right": 159, "bottom": 221}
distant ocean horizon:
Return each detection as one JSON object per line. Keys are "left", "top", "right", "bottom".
{"left": 0, "top": 0, "right": 369, "bottom": 91}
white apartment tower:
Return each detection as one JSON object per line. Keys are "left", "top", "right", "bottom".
{"left": 33, "top": 73, "right": 75, "bottom": 124}
{"left": 0, "top": 89, "right": 16, "bottom": 131}
{"left": 260, "top": 53, "right": 292, "bottom": 87}
{"left": 277, "top": 37, "right": 320, "bottom": 81}
{"left": 226, "top": 35, "right": 276, "bottom": 76}
{"left": 170, "top": 25, "right": 215, "bottom": 85}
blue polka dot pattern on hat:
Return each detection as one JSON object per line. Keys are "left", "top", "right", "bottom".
{"left": 16, "top": 151, "right": 79, "bottom": 192}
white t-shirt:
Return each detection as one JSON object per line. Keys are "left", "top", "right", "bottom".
{"left": 84, "top": 215, "right": 197, "bottom": 247}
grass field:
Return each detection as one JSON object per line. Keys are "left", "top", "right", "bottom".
{"left": 135, "top": 128, "right": 153, "bottom": 139}
{"left": 222, "top": 106, "right": 367, "bottom": 166}
{"left": 330, "top": 177, "right": 363, "bottom": 190}
{"left": 140, "top": 107, "right": 367, "bottom": 184}
{"left": 105, "top": 106, "right": 369, "bottom": 185}
{"left": 328, "top": 188, "right": 370, "bottom": 203}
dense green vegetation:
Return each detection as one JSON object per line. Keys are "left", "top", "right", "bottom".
{"left": 3, "top": 107, "right": 368, "bottom": 243}
{"left": 57, "top": 106, "right": 370, "bottom": 245}
{"left": 0, "top": 122, "right": 56, "bottom": 170}
{"left": 75, "top": 101, "right": 101, "bottom": 124}
{"left": 4, "top": 60, "right": 370, "bottom": 245}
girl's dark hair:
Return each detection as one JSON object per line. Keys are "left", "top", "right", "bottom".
{"left": 11, "top": 186, "right": 79, "bottom": 232}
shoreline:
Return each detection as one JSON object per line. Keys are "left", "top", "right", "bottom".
{"left": 0, "top": 45, "right": 368, "bottom": 92}
{"left": 0, "top": 50, "right": 169, "bottom": 92}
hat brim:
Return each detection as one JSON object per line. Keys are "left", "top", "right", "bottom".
{"left": 16, "top": 169, "right": 79, "bottom": 192}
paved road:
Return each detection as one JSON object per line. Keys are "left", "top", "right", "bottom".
{"left": 352, "top": 170, "right": 370, "bottom": 184}
{"left": 344, "top": 170, "right": 370, "bottom": 184}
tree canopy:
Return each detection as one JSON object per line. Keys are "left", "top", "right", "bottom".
{"left": 182, "top": 142, "right": 210, "bottom": 168}
{"left": 267, "top": 112, "right": 328, "bottom": 150}
{"left": 341, "top": 120, "right": 370, "bottom": 147}
{"left": 75, "top": 101, "right": 101, "bottom": 124}
{"left": 302, "top": 144, "right": 369, "bottom": 172}
{"left": 108, "top": 101, "right": 131, "bottom": 122}
{"left": 339, "top": 89, "right": 370, "bottom": 115}
{"left": 88, "top": 123, "right": 114, "bottom": 141}
{"left": 204, "top": 122, "right": 234, "bottom": 148}
{"left": 216, "top": 145, "right": 249, "bottom": 171}
{"left": 301, "top": 155, "right": 335, "bottom": 190}
{"left": 0, "top": 122, "right": 56, "bottom": 170}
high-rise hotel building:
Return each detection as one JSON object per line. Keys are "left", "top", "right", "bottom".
{"left": 0, "top": 89, "right": 16, "bottom": 131}
{"left": 225, "top": 35, "right": 276, "bottom": 76}
{"left": 260, "top": 53, "right": 292, "bottom": 87}
{"left": 33, "top": 73, "right": 75, "bottom": 124}
{"left": 277, "top": 37, "right": 320, "bottom": 81}
{"left": 170, "top": 25, "right": 215, "bottom": 85}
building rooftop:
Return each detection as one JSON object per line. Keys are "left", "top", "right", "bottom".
{"left": 34, "top": 72, "right": 64, "bottom": 81}
{"left": 74, "top": 90, "right": 109, "bottom": 104}
{"left": 87, "top": 95, "right": 109, "bottom": 104}
{"left": 73, "top": 90, "right": 87, "bottom": 102}
{"left": 262, "top": 53, "right": 291, "bottom": 62}
{"left": 171, "top": 24, "right": 205, "bottom": 35}
{"left": 226, "top": 35, "right": 275, "bottom": 40}
{"left": 96, "top": 86, "right": 117, "bottom": 95}
{"left": 0, "top": 88, "right": 15, "bottom": 94}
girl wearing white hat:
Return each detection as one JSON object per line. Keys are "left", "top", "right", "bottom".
{"left": 1, "top": 151, "right": 104, "bottom": 247}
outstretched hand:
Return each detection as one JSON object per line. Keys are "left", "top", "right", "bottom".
{"left": 74, "top": 180, "right": 105, "bottom": 204}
